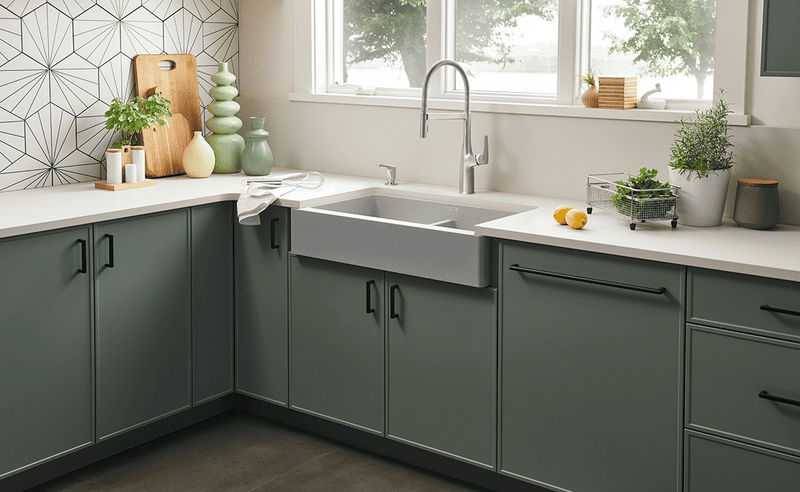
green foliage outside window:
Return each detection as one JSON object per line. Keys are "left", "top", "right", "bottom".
{"left": 343, "top": 0, "right": 556, "bottom": 87}
{"left": 603, "top": 0, "right": 716, "bottom": 99}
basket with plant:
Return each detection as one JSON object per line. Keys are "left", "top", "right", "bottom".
{"left": 586, "top": 168, "right": 679, "bottom": 230}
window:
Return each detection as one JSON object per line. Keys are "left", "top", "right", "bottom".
{"left": 294, "top": 0, "right": 748, "bottom": 122}
{"left": 590, "top": 0, "right": 717, "bottom": 103}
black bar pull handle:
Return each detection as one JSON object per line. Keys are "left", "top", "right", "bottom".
{"left": 105, "top": 234, "right": 114, "bottom": 268}
{"left": 759, "top": 390, "right": 800, "bottom": 407}
{"left": 761, "top": 305, "right": 800, "bottom": 317}
{"left": 390, "top": 285, "right": 399, "bottom": 319}
{"left": 366, "top": 280, "right": 376, "bottom": 314}
{"left": 508, "top": 264, "right": 666, "bottom": 296}
{"left": 270, "top": 217, "right": 279, "bottom": 249}
{"left": 77, "top": 239, "right": 87, "bottom": 274}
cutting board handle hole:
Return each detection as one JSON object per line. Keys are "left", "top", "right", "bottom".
{"left": 158, "top": 60, "right": 176, "bottom": 70}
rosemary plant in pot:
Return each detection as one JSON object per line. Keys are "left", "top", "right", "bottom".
{"left": 668, "top": 89, "right": 734, "bottom": 226}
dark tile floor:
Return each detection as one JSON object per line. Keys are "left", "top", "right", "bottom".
{"left": 34, "top": 412, "right": 488, "bottom": 492}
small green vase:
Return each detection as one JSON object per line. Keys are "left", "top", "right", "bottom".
{"left": 241, "top": 117, "right": 274, "bottom": 176}
{"left": 206, "top": 62, "right": 244, "bottom": 173}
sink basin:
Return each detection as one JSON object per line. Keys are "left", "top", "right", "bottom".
{"left": 290, "top": 194, "right": 534, "bottom": 287}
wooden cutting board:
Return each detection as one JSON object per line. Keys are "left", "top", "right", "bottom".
{"left": 133, "top": 54, "right": 202, "bottom": 178}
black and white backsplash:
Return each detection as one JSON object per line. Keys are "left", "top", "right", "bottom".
{"left": 0, "top": 0, "right": 239, "bottom": 192}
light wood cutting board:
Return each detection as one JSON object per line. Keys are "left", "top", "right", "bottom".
{"left": 133, "top": 54, "right": 202, "bottom": 177}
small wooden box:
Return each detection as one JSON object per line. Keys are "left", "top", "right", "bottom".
{"left": 598, "top": 76, "right": 637, "bottom": 109}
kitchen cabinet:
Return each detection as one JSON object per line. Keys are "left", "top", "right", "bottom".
{"left": 94, "top": 210, "right": 192, "bottom": 441}
{"left": 386, "top": 273, "right": 496, "bottom": 468}
{"left": 235, "top": 206, "right": 290, "bottom": 405}
{"left": 289, "top": 255, "right": 385, "bottom": 434}
{"left": 761, "top": 0, "right": 800, "bottom": 76}
{"left": 685, "top": 268, "right": 800, "bottom": 487}
{"left": 685, "top": 431, "right": 800, "bottom": 491}
{"left": 192, "top": 203, "right": 234, "bottom": 405}
{"left": 289, "top": 255, "right": 497, "bottom": 464}
{"left": 500, "top": 241, "right": 683, "bottom": 492}
{"left": 0, "top": 227, "right": 93, "bottom": 479}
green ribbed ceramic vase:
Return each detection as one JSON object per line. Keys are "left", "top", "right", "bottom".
{"left": 206, "top": 62, "right": 244, "bottom": 173}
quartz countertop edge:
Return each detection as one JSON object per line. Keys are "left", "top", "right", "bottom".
{"left": 1, "top": 169, "right": 798, "bottom": 283}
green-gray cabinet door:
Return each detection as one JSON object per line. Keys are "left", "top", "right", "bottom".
{"left": 95, "top": 210, "right": 191, "bottom": 441}
{"left": 386, "top": 273, "right": 496, "bottom": 469}
{"left": 290, "top": 256, "right": 385, "bottom": 434}
{"left": 0, "top": 227, "right": 93, "bottom": 478}
{"left": 500, "top": 241, "right": 683, "bottom": 492}
{"left": 235, "top": 206, "right": 290, "bottom": 405}
{"left": 192, "top": 203, "right": 234, "bottom": 405}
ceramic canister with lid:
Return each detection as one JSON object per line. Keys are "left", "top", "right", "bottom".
{"left": 733, "top": 178, "right": 779, "bottom": 230}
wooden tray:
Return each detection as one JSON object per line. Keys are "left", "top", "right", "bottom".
{"left": 133, "top": 54, "right": 202, "bottom": 178}
{"left": 95, "top": 180, "right": 157, "bottom": 191}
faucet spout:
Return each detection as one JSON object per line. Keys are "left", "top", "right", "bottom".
{"left": 420, "top": 60, "right": 488, "bottom": 194}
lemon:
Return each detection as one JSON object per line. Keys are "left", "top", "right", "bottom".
{"left": 565, "top": 209, "right": 588, "bottom": 229}
{"left": 553, "top": 205, "right": 573, "bottom": 225}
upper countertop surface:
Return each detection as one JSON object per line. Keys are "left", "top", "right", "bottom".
{"left": 2, "top": 168, "right": 798, "bottom": 283}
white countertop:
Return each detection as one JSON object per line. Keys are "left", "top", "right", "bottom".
{"left": 2, "top": 169, "right": 798, "bottom": 283}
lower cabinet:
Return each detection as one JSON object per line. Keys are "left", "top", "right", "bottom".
{"left": 191, "top": 203, "right": 234, "bottom": 404}
{"left": 94, "top": 210, "right": 192, "bottom": 440}
{"left": 235, "top": 206, "right": 290, "bottom": 405}
{"left": 685, "top": 431, "right": 800, "bottom": 491}
{"left": 289, "top": 256, "right": 385, "bottom": 433}
{"left": 0, "top": 227, "right": 93, "bottom": 479}
{"left": 386, "top": 273, "right": 496, "bottom": 468}
{"left": 500, "top": 241, "right": 683, "bottom": 492}
{"left": 289, "top": 255, "right": 497, "bottom": 465}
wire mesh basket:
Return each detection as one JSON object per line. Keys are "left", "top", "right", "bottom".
{"left": 586, "top": 173, "right": 679, "bottom": 230}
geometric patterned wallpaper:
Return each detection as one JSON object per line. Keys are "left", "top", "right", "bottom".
{"left": 0, "top": 0, "right": 239, "bottom": 192}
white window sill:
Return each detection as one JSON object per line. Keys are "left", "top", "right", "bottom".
{"left": 288, "top": 92, "right": 751, "bottom": 126}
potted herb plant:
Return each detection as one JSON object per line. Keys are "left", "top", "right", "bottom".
{"left": 578, "top": 69, "right": 598, "bottom": 108}
{"left": 104, "top": 93, "right": 172, "bottom": 148}
{"left": 668, "top": 89, "right": 735, "bottom": 226}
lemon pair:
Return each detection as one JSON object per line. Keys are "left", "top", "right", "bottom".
{"left": 553, "top": 206, "right": 588, "bottom": 229}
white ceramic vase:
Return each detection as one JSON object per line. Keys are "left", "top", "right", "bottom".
{"left": 669, "top": 167, "right": 732, "bottom": 226}
{"left": 182, "top": 131, "right": 215, "bottom": 178}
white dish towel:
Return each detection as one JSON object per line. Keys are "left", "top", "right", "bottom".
{"left": 237, "top": 183, "right": 295, "bottom": 226}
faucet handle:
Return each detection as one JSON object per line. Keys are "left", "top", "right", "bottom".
{"left": 477, "top": 135, "right": 489, "bottom": 166}
{"left": 378, "top": 163, "right": 397, "bottom": 185}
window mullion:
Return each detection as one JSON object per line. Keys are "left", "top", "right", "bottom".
{"left": 556, "top": 0, "right": 580, "bottom": 105}
{"left": 425, "top": 0, "right": 447, "bottom": 99}
{"left": 329, "top": 0, "right": 343, "bottom": 87}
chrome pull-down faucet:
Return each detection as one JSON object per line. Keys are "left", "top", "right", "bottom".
{"left": 420, "top": 59, "right": 489, "bottom": 195}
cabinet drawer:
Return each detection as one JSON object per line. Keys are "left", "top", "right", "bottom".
{"left": 689, "top": 268, "right": 800, "bottom": 342}
{"left": 687, "top": 325, "right": 800, "bottom": 455}
{"left": 502, "top": 240, "right": 683, "bottom": 298}
{"left": 685, "top": 431, "right": 800, "bottom": 492}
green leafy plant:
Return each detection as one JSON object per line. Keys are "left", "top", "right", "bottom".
{"left": 104, "top": 93, "right": 173, "bottom": 148}
{"left": 611, "top": 167, "right": 674, "bottom": 218}
{"left": 669, "top": 89, "right": 734, "bottom": 179}
{"left": 577, "top": 68, "right": 597, "bottom": 88}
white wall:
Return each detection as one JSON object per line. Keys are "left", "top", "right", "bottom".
{"left": 239, "top": 0, "right": 800, "bottom": 226}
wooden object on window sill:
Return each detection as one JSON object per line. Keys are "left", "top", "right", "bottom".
{"left": 598, "top": 76, "right": 638, "bottom": 109}
{"left": 95, "top": 180, "right": 157, "bottom": 191}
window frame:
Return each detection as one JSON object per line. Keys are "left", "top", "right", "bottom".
{"left": 292, "top": 0, "right": 750, "bottom": 125}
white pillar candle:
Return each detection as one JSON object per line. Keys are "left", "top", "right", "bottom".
{"left": 132, "top": 146, "right": 145, "bottom": 181}
{"left": 106, "top": 149, "right": 122, "bottom": 185}
{"left": 125, "top": 164, "right": 137, "bottom": 183}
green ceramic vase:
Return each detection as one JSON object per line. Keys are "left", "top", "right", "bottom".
{"left": 241, "top": 117, "right": 274, "bottom": 176}
{"left": 206, "top": 62, "right": 244, "bottom": 173}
